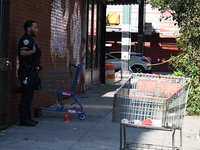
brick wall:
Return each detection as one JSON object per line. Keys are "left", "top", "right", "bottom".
{"left": 8, "top": 0, "right": 85, "bottom": 125}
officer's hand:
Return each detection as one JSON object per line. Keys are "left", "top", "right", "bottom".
{"left": 33, "top": 43, "right": 36, "bottom": 53}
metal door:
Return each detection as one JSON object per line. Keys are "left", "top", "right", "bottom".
{"left": 0, "top": 0, "right": 10, "bottom": 129}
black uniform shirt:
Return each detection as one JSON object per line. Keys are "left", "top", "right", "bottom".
{"left": 18, "top": 33, "right": 41, "bottom": 67}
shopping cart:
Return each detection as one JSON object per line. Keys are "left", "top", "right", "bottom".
{"left": 34, "top": 63, "right": 86, "bottom": 120}
{"left": 112, "top": 73, "right": 191, "bottom": 150}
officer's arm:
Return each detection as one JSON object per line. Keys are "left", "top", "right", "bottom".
{"left": 20, "top": 44, "right": 36, "bottom": 57}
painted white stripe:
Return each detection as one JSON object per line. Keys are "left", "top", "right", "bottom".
{"left": 122, "top": 38, "right": 131, "bottom": 45}
{"left": 122, "top": 25, "right": 130, "bottom": 31}
{"left": 106, "top": 70, "right": 115, "bottom": 75}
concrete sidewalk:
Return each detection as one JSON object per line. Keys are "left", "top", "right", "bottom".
{"left": 0, "top": 81, "right": 200, "bottom": 150}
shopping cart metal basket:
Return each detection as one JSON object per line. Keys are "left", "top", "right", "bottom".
{"left": 34, "top": 63, "right": 86, "bottom": 120}
{"left": 112, "top": 73, "right": 191, "bottom": 150}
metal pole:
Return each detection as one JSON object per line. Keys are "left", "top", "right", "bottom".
{"left": 121, "top": 5, "right": 131, "bottom": 77}
{"left": 172, "top": 129, "right": 176, "bottom": 149}
{"left": 180, "top": 129, "right": 182, "bottom": 148}
{"left": 0, "top": 0, "right": 3, "bottom": 56}
{"left": 120, "top": 124, "right": 122, "bottom": 150}
{"left": 137, "top": 0, "right": 144, "bottom": 54}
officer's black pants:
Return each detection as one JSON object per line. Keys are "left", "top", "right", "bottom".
{"left": 18, "top": 84, "right": 34, "bottom": 121}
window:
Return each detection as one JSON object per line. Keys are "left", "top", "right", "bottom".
{"left": 107, "top": 53, "right": 121, "bottom": 59}
{"left": 86, "top": 0, "right": 100, "bottom": 69}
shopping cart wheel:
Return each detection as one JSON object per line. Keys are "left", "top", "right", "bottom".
{"left": 78, "top": 111, "right": 86, "bottom": 120}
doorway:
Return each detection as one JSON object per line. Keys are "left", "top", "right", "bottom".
{"left": 0, "top": 0, "right": 10, "bottom": 129}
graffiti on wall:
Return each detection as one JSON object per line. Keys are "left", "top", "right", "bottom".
{"left": 70, "top": 1, "right": 82, "bottom": 64}
{"left": 50, "top": 0, "right": 82, "bottom": 65}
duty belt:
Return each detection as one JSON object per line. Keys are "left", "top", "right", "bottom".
{"left": 31, "top": 67, "right": 40, "bottom": 70}
{"left": 31, "top": 66, "right": 42, "bottom": 74}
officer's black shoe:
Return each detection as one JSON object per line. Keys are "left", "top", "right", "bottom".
{"left": 19, "top": 120, "right": 36, "bottom": 126}
{"left": 31, "top": 119, "right": 39, "bottom": 124}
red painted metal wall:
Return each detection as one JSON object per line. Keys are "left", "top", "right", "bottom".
{"left": 144, "top": 33, "right": 178, "bottom": 72}
{"left": 106, "top": 32, "right": 179, "bottom": 72}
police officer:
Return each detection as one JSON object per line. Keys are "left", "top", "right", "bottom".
{"left": 18, "top": 20, "right": 41, "bottom": 126}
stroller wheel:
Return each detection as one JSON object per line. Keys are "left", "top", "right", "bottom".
{"left": 78, "top": 111, "right": 86, "bottom": 120}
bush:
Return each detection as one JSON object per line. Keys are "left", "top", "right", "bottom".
{"left": 149, "top": 0, "right": 200, "bottom": 115}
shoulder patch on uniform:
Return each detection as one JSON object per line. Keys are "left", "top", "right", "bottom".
{"left": 23, "top": 39, "right": 29, "bottom": 45}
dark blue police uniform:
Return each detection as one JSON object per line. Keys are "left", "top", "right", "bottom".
{"left": 18, "top": 33, "right": 41, "bottom": 126}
